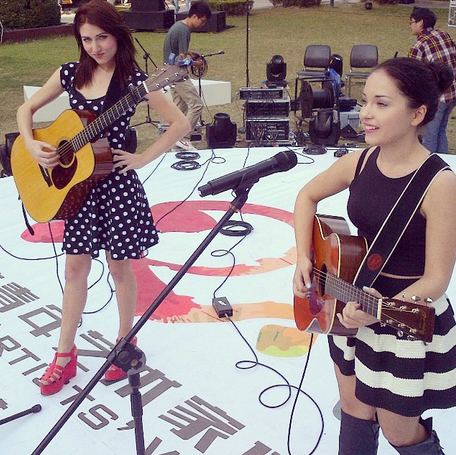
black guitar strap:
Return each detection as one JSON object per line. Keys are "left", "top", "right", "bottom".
{"left": 100, "top": 69, "right": 137, "bottom": 153}
{"left": 353, "top": 151, "right": 450, "bottom": 288}
{"left": 101, "top": 68, "right": 123, "bottom": 114}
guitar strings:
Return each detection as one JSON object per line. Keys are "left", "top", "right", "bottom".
{"left": 55, "top": 66, "right": 184, "bottom": 164}
{"left": 56, "top": 88, "right": 145, "bottom": 163}
{"left": 311, "top": 268, "right": 418, "bottom": 333}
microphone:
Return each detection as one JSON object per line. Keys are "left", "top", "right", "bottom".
{"left": 198, "top": 151, "right": 297, "bottom": 197}
{"left": 201, "top": 50, "right": 225, "bottom": 58}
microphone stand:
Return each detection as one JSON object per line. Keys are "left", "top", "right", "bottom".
{"left": 0, "top": 404, "right": 42, "bottom": 426}
{"left": 133, "top": 38, "right": 160, "bottom": 129}
{"left": 245, "top": 1, "right": 251, "bottom": 87}
{"left": 193, "top": 51, "right": 225, "bottom": 127}
{"left": 31, "top": 185, "right": 253, "bottom": 455}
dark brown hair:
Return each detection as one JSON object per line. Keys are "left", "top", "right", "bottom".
{"left": 73, "top": 0, "right": 140, "bottom": 90}
{"left": 374, "top": 57, "right": 453, "bottom": 126}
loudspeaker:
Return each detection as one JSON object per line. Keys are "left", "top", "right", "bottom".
{"left": 206, "top": 113, "right": 237, "bottom": 149}
{"left": 309, "top": 108, "right": 340, "bottom": 145}
{"left": 130, "top": 0, "right": 167, "bottom": 11}
{"left": 176, "top": 11, "right": 226, "bottom": 33}
{"left": 124, "top": 10, "right": 174, "bottom": 30}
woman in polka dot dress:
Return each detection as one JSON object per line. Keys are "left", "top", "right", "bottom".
{"left": 16, "top": 0, "right": 190, "bottom": 395}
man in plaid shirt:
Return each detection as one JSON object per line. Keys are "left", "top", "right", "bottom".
{"left": 408, "top": 7, "right": 456, "bottom": 154}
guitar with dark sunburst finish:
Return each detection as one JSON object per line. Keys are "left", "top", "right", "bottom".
{"left": 293, "top": 214, "right": 435, "bottom": 342}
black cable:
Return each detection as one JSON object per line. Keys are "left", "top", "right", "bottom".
{"left": 48, "top": 222, "right": 64, "bottom": 294}
{"left": 141, "top": 152, "right": 167, "bottom": 186}
{"left": 175, "top": 151, "right": 201, "bottom": 160}
{"left": 1, "top": 224, "right": 117, "bottom": 318}
{"left": 219, "top": 220, "right": 253, "bottom": 237}
{"left": 0, "top": 242, "right": 64, "bottom": 262}
{"left": 83, "top": 267, "right": 116, "bottom": 315}
{"left": 227, "top": 318, "right": 324, "bottom": 455}
{"left": 155, "top": 150, "right": 226, "bottom": 228}
{"left": 210, "top": 229, "right": 249, "bottom": 299}
{"left": 171, "top": 160, "right": 201, "bottom": 171}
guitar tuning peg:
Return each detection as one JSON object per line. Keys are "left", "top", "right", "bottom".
{"left": 424, "top": 297, "right": 434, "bottom": 305}
{"left": 401, "top": 293, "right": 406, "bottom": 301}
{"left": 411, "top": 295, "right": 421, "bottom": 302}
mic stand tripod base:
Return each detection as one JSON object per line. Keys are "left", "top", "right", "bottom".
{"left": 0, "top": 404, "right": 42, "bottom": 426}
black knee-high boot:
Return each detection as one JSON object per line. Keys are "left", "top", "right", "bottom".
{"left": 392, "top": 417, "right": 445, "bottom": 455}
{"left": 339, "top": 409, "right": 380, "bottom": 455}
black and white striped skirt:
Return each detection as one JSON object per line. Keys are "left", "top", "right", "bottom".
{"left": 329, "top": 294, "right": 456, "bottom": 417}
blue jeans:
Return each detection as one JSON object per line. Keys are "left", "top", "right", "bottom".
{"left": 422, "top": 100, "right": 456, "bottom": 154}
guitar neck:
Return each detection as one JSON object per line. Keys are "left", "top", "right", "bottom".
{"left": 71, "top": 83, "right": 147, "bottom": 149}
{"left": 64, "top": 63, "right": 188, "bottom": 153}
{"left": 321, "top": 270, "right": 382, "bottom": 319}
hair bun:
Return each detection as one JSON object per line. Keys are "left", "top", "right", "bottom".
{"left": 429, "top": 61, "right": 454, "bottom": 93}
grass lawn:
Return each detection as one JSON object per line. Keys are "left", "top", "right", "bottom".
{"left": 1, "top": 2, "right": 455, "bottom": 163}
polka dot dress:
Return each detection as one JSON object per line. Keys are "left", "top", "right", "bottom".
{"left": 60, "top": 62, "right": 159, "bottom": 260}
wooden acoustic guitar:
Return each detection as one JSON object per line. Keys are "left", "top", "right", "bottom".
{"left": 293, "top": 214, "right": 435, "bottom": 342}
{"left": 11, "top": 62, "right": 189, "bottom": 223}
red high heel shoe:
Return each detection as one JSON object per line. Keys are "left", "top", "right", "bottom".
{"left": 40, "top": 345, "right": 78, "bottom": 396}
{"left": 105, "top": 337, "right": 137, "bottom": 382}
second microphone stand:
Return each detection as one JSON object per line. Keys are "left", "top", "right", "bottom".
{"left": 133, "top": 38, "right": 160, "bottom": 129}
{"left": 191, "top": 50, "right": 225, "bottom": 127}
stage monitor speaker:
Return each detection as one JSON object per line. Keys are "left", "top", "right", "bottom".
{"left": 175, "top": 11, "right": 226, "bottom": 33}
{"left": 206, "top": 113, "right": 237, "bottom": 149}
{"left": 1, "top": 132, "right": 19, "bottom": 177}
{"left": 124, "top": 10, "right": 174, "bottom": 31}
{"left": 130, "top": 0, "right": 167, "bottom": 11}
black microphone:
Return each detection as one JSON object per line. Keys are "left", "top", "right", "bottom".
{"left": 198, "top": 151, "right": 297, "bottom": 197}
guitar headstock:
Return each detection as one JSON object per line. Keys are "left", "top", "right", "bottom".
{"left": 380, "top": 297, "right": 435, "bottom": 342}
{"left": 145, "top": 63, "right": 189, "bottom": 94}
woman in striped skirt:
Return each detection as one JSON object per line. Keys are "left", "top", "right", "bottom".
{"left": 293, "top": 57, "right": 456, "bottom": 454}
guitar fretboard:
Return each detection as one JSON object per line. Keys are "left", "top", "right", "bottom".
{"left": 59, "top": 64, "right": 185, "bottom": 157}
{"left": 70, "top": 84, "right": 147, "bottom": 152}
{"left": 315, "top": 268, "right": 382, "bottom": 318}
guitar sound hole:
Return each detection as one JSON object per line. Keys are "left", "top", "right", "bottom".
{"left": 58, "top": 140, "right": 75, "bottom": 167}
{"left": 318, "top": 265, "right": 327, "bottom": 296}
{"left": 51, "top": 142, "right": 78, "bottom": 190}
{"left": 308, "top": 270, "right": 324, "bottom": 316}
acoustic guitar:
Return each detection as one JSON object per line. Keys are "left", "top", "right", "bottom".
{"left": 293, "top": 214, "right": 435, "bottom": 342}
{"left": 11, "top": 62, "right": 189, "bottom": 223}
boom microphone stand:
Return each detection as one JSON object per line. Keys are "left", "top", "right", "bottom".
{"left": 31, "top": 186, "right": 253, "bottom": 455}
{"left": 133, "top": 38, "right": 160, "bottom": 129}
{"left": 191, "top": 50, "right": 225, "bottom": 126}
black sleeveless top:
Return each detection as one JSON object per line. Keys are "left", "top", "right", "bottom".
{"left": 347, "top": 147, "right": 426, "bottom": 278}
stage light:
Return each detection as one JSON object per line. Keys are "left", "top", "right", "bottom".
{"left": 309, "top": 108, "right": 341, "bottom": 146}
{"left": 206, "top": 113, "right": 237, "bottom": 149}
{"left": 266, "top": 54, "right": 287, "bottom": 87}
